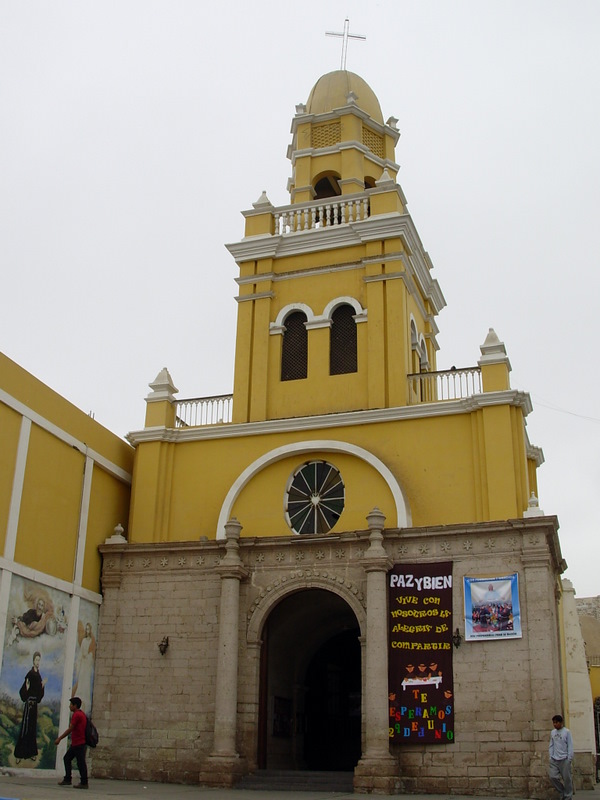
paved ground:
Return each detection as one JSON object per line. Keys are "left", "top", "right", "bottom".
{"left": 0, "top": 775, "right": 598, "bottom": 800}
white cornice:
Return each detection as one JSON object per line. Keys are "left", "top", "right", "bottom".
{"left": 290, "top": 105, "right": 400, "bottom": 143}
{"left": 126, "top": 390, "right": 533, "bottom": 446}
{"left": 235, "top": 291, "right": 274, "bottom": 303}
{"left": 225, "top": 213, "right": 446, "bottom": 314}
{"left": 0, "top": 387, "right": 133, "bottom": 484}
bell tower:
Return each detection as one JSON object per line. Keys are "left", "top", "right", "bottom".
{"left": 227, "top": 70, "right": 445, "bottom": 425}
{"left": 289, "top": 70, "right": 400, "bottom": 201}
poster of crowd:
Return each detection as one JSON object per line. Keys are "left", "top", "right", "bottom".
{"left": 463, "top": 573, "right": 521, "bottom": 641}
{"left": 388, "top": 562, "right": 454, "bottom": 745}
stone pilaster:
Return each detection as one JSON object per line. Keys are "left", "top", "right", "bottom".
{"left": 200, "top": 518, "right": 249, "bottom": 787}
{"left": 354, "top": 508, "right": 400, "bottom": 795}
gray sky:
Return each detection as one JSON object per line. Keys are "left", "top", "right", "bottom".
{"left": 1, "top": 1, "right": 598, "bottom": 596}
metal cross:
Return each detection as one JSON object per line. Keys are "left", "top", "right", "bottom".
{"left": 325, "top": 18, "right": 366, "bottom": 70}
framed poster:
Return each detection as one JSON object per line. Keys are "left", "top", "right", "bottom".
{"left": 463, "top": 574, "right": 521, "bottom": 641}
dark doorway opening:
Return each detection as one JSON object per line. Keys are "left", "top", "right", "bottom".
{"left": 304, "top": 629, "right": 361, "bottom": 770}
{"left": 258, "top": 588, "right": 361, "bottom": 773}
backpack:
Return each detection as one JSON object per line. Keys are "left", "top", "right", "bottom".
{"left": 85, "top": 715, "right": 99, "bottom": 748}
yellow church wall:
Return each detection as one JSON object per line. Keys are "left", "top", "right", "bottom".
{"left": 1, "top": 352, "right": 133, "bottom": 591}
{"left": 14, "top": 424, "right": 83, "bottom": 581}
{"left": 273, "top": 244, "right": 367, "bottom": 275}
{"left": 127, "top": 440, "right": 169, "bottom": 542}
{"left": 0, "top": 352, "right": 134, "bottom": 468}
{"left": 527, "top": 456, "right": 539, "bottom": 499}
{"left": 130, "top": 398, "right": 530, "bottom": 543}
{"left": 0, "top": 402, "right": 22, "bottom": 555}
{"left": 369, "top": 189, "right": 405, "bottom": 216}
{"left": 268, "top": 369, "right": 369, "bottom": 420}
{"left": 232, "top": 300, "right": 254, "bottom": 424}
{"left": 476, "top": 404, "right": 524, "bottom": 520}
{"left": 232, "top": 451, "right": 396, "bottom": 537}
{"left": 84, "top": 466, "right": 131, "bottom": 590}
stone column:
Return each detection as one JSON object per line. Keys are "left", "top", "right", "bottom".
{"left": 354, "top": 508, "right": 400, "bottom": 795}
{"left": 200, "top": 518, "right": 248, "bottom": 786}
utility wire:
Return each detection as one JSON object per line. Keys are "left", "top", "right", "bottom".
{"left": 532, "top": 396, "right": 600, "bottom": 424}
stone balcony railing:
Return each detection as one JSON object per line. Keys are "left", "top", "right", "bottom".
{"left": 273, "top": 194, "right": 370, "bottom": 235}
{"left": 407, "top": 367, "right": 482, "bottom": 405}
{"left": 174, "top": 367, "right": 482, "bottom": 428}
{"left": 175, "top": 394, "right": 233, "bottom": 428}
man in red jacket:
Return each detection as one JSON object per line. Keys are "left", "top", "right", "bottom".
{"left": 55, "top": 696, "right": 88, "bottom": 789}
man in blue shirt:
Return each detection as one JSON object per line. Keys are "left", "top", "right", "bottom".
{"left": 549, "top": 714, "right": 574, "bottom": 800}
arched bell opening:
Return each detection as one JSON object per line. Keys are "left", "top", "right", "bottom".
{"left": 313, "top": 173, "right": 341, "bottom": 200}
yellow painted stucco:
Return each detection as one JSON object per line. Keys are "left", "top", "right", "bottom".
{"left": 127, "top": 69, "right": 540, "bottom": 548}
{"left": 0, "top": 351, "right": 133, "bottom": 590}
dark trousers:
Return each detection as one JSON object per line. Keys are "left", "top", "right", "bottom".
{"left": 63, "top": 743, "right": 88, "bottom": 784}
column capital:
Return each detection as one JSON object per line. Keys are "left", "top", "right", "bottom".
{"left": 363, "top": 508, "right": 392, "bottom": 569}
{"left": 217, "top": 517, "right": 248, "bottom": 579}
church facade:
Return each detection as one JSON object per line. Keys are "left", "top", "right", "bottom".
{"left": 0, "top": 69, "right": 595, "bottom": 795}
{"left": 89, "top": 70, "right": 592, "bottom": 795}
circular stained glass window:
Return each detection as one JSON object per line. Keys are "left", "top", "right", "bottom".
{"left": 284, "top": 461, "right": 345, "bottom": 535}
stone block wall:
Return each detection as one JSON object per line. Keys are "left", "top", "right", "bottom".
{"left": 91, "top": 516, "right": 576, "bottom": 796}
{"left": 93, "top": 544, "right": 223, "bottom": 783}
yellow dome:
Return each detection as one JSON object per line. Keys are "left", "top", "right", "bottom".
{"left": 306, "top": 70, "right": 383, "bottom": 124}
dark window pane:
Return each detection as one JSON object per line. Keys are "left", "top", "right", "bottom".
{"left": 330, "top": 305, "right": 357, "bottom": 375}
{"left": 281, "top": 311, "right": 308, "bottom": 381}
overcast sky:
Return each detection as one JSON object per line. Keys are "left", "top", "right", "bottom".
{"left": 1, "top": 1, "right": 598, "bottom": 597}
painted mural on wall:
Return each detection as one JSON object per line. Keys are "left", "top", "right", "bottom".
{"left": 388, "top": 562, "right": 454, "bottom": 744}
{"left": 0, "top": 576, "right": 70, "bottom": 769}
{"left": 463, "top": 573, "right": 522, "bottom": 641}
{"left": 72, "top": 600, "right": 98, "bottom": 714}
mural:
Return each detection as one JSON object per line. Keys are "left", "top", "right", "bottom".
{"left": 72, "top": 599, "right": 98, "bottom": 714}
{"left": 0, "top": 576, "right": 70, "bottom": 769}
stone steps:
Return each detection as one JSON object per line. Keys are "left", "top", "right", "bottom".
{"left": 235, "top": 769, "right": 354, "bottom": 792}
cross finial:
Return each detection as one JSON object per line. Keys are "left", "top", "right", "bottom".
{"left": 325, "top": 18, "right": 366, "bottom": 71}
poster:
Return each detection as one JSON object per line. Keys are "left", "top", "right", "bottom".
{"left": 463, "top": 574, "right": 521, "bottom": 641}
{"left": 388, "top": 562, "right": 454, "bottom": 744}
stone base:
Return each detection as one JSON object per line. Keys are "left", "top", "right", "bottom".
{"left": 353, "top": 754, "right": 401, "bottom": 795}
{"left": 573, "top": 752, "right": 597, "bottom": 790}
{"left": 198, "top": 753, "right": 248, "bottom": 788}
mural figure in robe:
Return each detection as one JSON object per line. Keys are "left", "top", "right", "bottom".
{"left": 14, "top": 651, "right": 47, "bottom": 761}
{"left": 73, "top": 622, "right": 96, "bottom": 713}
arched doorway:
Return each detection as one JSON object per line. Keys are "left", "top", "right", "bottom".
{"left": 258, "top": 588, "right": 361, "bottom": 772}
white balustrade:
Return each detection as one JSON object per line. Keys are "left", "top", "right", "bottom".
{"left": 273, "top": 195, "right": 370, "bottom": 235}
{"left": 175, "top": 395, "right": 233, "bottom": 428}
{"left": 174, "top": 369, "right": 482, "bottom": 428}
{"left": 408, "top": 367, "right": 482, "bottom": 405}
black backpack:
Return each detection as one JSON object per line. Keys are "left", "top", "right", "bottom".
{"left": 85, "top": 716, "right": 99, "bottom": 748}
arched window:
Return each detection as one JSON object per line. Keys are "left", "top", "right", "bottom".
{"left": 330, "top": 304, "right": 357, "bottom": 375}
{"left": 281, "top": 311, "right": 308, "bottom": 381}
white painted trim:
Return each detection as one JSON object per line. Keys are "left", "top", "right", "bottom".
{"left": 73, "top": 456, "right": 94, "bottom": 586}
{"left": 226, "top": 213, "right": 446, "bottom": 315}
{"left": 271, "top": 303, "right": 315, "bottom": 329}
{"left": 4, "top": 416, "right": 31, "bottom": 561}
{"left": 129, "top": 390, "right": 534, "bottom": 446}
{"left": 0, "top": 387, "right": 132, "bottom": 484}
{"left": 57, "top": 593, "right": 81, "bottom": 757}
{"left": 235, "top": 291, "right": 275, "bottom": 303}
{"left": 322, "top": 296, "right": 364, "bottom": 319}
{"left": 0, "top": 570, "right": 14, "bottom": 676}
{"left": 363, "top": 270, "right": 406, "bottom": 283}
{"left": 215, "top": 440, "right": 411, "bottom": 539}
{"left": 0, "top": 556, "right": 102, "bottom": 604}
